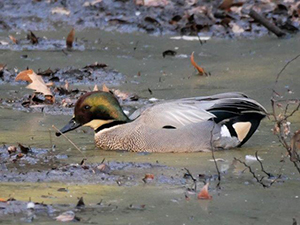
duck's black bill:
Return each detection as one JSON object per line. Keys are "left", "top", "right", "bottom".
{"left": 55, "top": 118, "right": 82, "bottom": 137}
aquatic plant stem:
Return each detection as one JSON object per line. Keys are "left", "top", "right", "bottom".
{"left": 52, "top": 125, "right": 85, "bottom": 156}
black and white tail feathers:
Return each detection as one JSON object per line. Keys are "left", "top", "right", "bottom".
{"left": 206, "top": 94, "right": 267, "bottom": 147}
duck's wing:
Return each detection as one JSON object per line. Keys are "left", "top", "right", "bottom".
{"left": 129, "top": 92, "right": 248, "bottom": 121}
{"left": 133, "top": 101, "right": 216, "bottom": 128}
{"left": 131, "top": 92, "right": 266, "bottom": 129}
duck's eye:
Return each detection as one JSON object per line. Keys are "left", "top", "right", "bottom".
{"left": 84, "top": 105, "right": 91, "bottom": 110}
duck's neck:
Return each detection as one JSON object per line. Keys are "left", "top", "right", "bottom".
{"left": 94, "top": 108, "right": 131, "bottom": 133}
{"left": 94, "top": 120, "right": 128, "bottom": 133}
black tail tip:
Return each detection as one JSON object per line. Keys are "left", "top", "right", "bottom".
{"left": 55, "top": 132, "right": 62, "bottom": 137}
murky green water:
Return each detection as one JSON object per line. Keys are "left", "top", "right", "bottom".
{"left": 0, "top": 30, "right": 300, "bottom": 224}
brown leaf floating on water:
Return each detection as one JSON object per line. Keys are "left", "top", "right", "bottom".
{"left": 197, "top": 183, "right": 212, "bottom": 200}
{"left": 143, "top": 174, "right": 154, "bottom": 183}
{"left": 190, "top": 52, "right": 206, "bottom": 75}
{"left": 9, "top": 35, "right": 18, "bottom": 44}
{"left": 66, "top": 28, "right": 75, "bottom": 49}
{"left": 15, "top": 69, "right": 54, "bottom": 103}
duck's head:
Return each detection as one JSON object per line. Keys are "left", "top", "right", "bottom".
{"left": 56, "top": 91, "right": 129, "bottom": 136}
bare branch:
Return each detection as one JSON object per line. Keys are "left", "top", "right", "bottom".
{"left": 255, "top": 151, "right": 273, "bottom": 178}
{"left": 234, "top": 157, "right": 269, "bottom": 188}
{"left": 274, "top": 54, "right": 300, "bottom": 84}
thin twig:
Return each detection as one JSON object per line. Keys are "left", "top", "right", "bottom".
{"left": 210, "top": 125, "right": 221, "bottom": 189}
{"left": 184, "top": 168, "right": 197, "bottom": 191}
{"left": 48, "top": 128, "right": 53, "bottom": 150}
{"left": 274, "top": 54, "right": 300, "bottom": 84}
{"left": 196, "top": 33, "right": 203, "bottom": 46}
{"left": 52, "top": 125, "right": 85, "bottom": 156}
{"left": 284, "top": 102, "right": 300, "bottom": 121}
{"left": 255, "top": 151, "right": 272, "bottom": 178}
{"left": 234, "top": 157, "right": 269, "bottom": 188}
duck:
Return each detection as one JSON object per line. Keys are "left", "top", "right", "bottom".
{"left": 56, "top": 91, "right": 267, "bottom": 152}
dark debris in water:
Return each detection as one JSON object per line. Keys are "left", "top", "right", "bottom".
{"left": 0, "top": 145, "right": 186, "bottom": 186}
{"left": 0, "top": 0, "right": 300, "bottom": 38}
{"left": 0, "top": 63, "right": 146, "bottom": 116}
{"left": 0, "top": 62, "right": 124, "bottom": 86}
{"left": 0, "top": 33, "right": 85, "bottom": 51}
{"left": 0, "top": 196, "right": 149, "bottom": 223}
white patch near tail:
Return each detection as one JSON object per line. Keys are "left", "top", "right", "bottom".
{"left": 220, "top": 125, "right": 231, "bottom": 137}
{"left": 233, "top": 122, "right": 251, "bottom": 142}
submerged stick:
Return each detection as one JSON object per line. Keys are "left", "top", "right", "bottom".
{"left": 52, "top": 125, "right": 85, "bottom": 156}
{"left": 249, "top": 9, "right": 286, "bottom": 38}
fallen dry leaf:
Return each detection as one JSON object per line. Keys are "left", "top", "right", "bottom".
{"left": 7, "top": 146, "right": 17, "bottom": 154}
{"left": 83, "top": 0, "right": 102, "bottom": 7}
{"left": 191, "top": 52, "right": 206, "bottom": 75}
{"left": 0, "top": 64, "right": 6, "bottom": 71}
{"left": 28, "top": 31, "right": 38, "bottom": 44}
{"left": 96, "top": 163, "right": 111, "bottom": 173}
{"left": 218, "top": 0, "right": 233, "bottom": 10}
{"left": 144, "top": 174, "right": 154, "bottom": 180}
{"left": 127, "top": 204, "right": 146, "bottom": 210}
{"left": 56, "top": 211, "right": 76, "bottom": 222}
{"left": 197, "top": 183, "right": 212, "bottom": 200}
{"left": 76, "top": 197, "right": 85, "bottom": 208}
{"left": 16, "top": 153, "right": 24, "bottom": 159}
{"left": 9, "top": 35, "right": 18, "bottom": 44}
{"left": 64, "top": 81, "right": 69, "bottom": 91}
{"left": 51, "top": 7, "right": 71, "bottom": 15}
{"left": 102, "top": 84, "right": 110, "bottom": 92}
{"left": 93, "top": 84, "right": 99, "bottom": 91}
{"left": 18, "top": 143, "right": 30, "bottom": 154}
{"left": 66, "top": 28, "right": 75, "bottom": 49}
{"left": 135, "top": 0, "right": 168, "bottom": 7}
{"left": 143, "top": 174, "right": 154, "bottom": 183}
{"left": 15, "top": 69, "right": 54, "bottom": 102}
